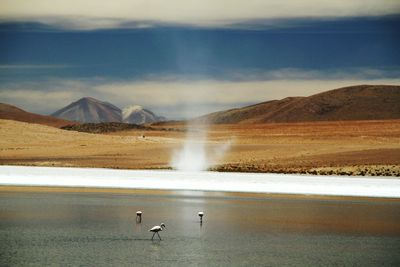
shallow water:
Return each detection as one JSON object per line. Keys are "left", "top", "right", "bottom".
{"left": 1, "top": 190, "right": 400, "bottom": 266}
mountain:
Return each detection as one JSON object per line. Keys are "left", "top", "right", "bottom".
{"left": 52, "top": 97, "right": 122, "bottom": 123}
{"left": 0, "top": 103, "right": 75, "bottom": 127}
{"left": 122, "top": 105, "right": 166, "bottom": 124}
{"left": 197, "top": 85, "right": 400, "bottom": 124}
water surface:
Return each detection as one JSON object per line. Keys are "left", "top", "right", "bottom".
{"left": 1, "top": 189, "right": 399, "bottom": 266}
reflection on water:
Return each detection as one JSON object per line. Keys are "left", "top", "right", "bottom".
{"left": 0, "top": 190, "right": 399, "bottom": 266}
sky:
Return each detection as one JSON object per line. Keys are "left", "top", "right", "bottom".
{"left": 0, "top": 0, "right": 399, "bottom": 119}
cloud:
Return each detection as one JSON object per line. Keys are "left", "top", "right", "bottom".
{"left": 0, "top": 0, "right": 399, "bottom": 29}
{"left": 0, "top": 64, "right": 70, "bottom": 69}
{"left": 0, "top": 89, "right": 80, "bottom": 114}
{"left": 225, "top": 67, "right": 400, "bottom": 81}
{"left": 1, "top": 69, "right": 400, "bottom": 118}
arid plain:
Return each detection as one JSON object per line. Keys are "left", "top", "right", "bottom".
{"left": 1, "top": 118, "right": 399, "bottom": 176}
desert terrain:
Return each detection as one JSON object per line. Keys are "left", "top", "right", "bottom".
{"left": 1, "top": 118, "right": 399, "bottom": 176}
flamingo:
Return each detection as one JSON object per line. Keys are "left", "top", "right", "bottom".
{"left": 149, "top": 223, "right": 166, "bottom": 240}
{"left": 198, "top": 211, "right": 204, "bottom": 223}
{"left": 136, "top": 211, "right": 142, "bottom": 223}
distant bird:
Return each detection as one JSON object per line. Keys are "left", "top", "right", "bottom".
{"left": 149, "top": 223, "right": 166, "bottom": 240}
{"left": 198, "top": 212, "right": 204, "bottom": 223}
{"left": 136, "top": 211, "right": 142, "bottom": 223}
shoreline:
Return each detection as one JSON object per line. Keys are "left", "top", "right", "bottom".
{"left": 1, "top": 185, "right": 400, "bottom": 203}
{"left": 2, "top": 162, "right": 400, "bottom": 177}
{"left": 1, "top": 165, "right": 400, "bottom": 198}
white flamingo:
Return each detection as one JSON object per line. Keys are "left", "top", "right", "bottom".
{"left": 136, "top": 211, "right": 142, "bottom": 223}
{"left": 198, "top": 211, "right": 204, "bottom": 223}
{"left": 149, "top": 223, "right": 166, "bottom": 240}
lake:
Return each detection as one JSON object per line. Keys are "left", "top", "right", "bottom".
{"left": 1, "top": 188, "right": 399, "bottom": 266}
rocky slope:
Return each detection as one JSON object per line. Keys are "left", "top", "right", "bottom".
{"left": 52, "top": 97, "right": 122, "bottom": 123}
{"left": 122, "top": 105, "right": 166, "bottom": 124}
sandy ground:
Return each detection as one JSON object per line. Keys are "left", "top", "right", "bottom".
{"left": 1, "top": 119, "right": 399, "bottom": 176}
{"left": 3, "top": 166, "right": 400, "bottom": 197}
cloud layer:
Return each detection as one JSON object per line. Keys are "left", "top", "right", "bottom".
{"left": 1, "top": 0, "right": 399, "bottom": 29}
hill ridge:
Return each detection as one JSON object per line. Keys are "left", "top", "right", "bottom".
{"left": 0, "top": 103, "right": 75, "bottom": 127}
{"left": 52, "top": 97, "right": 166, "bottom": 124}
{"left": 196, "top": 85, "right": 400, "bottom": 124}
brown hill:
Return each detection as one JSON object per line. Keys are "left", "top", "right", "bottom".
{"left": 198, "top": 85, "right": 400, "bottom": 124}
{"left": 0, "top": 103, "right": 76, "bottom": 128}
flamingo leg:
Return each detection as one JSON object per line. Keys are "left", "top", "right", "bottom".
{"left": 151, "top": 232, "right": 155, "bottom": 240}
{"left": 157, "top": 232, "right": 162, "bottom": 240}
